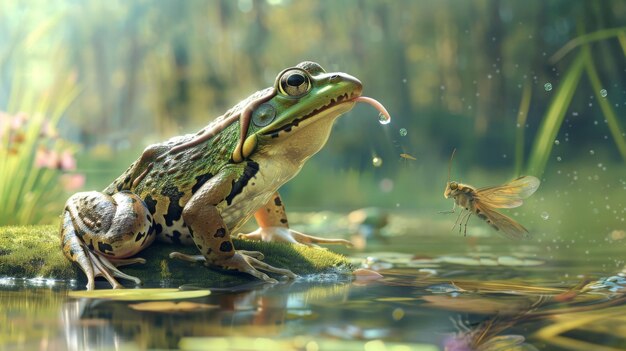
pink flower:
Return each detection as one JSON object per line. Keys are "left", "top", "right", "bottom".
{"left": 34, "top": 148, "right": 60, "bottom": 169}
{"left": 59, "top": 150, "right": 76, "bottom": 170}
{"left": 60, "top": 173, "right": 86, "bottom": 191}
{"left": 35, "top": 148, "right": 50, "bottom": 168}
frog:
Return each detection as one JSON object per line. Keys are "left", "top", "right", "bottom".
{"left": 60, "top": 61, "right": 391, "bottom": 290}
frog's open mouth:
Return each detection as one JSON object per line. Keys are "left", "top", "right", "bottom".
{"left": 262, "top": 93, "right": 391, "bottom": 138}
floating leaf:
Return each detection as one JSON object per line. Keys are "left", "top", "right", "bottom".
{"left": 439, "top": 256, "right": 544, "bottom": 267}
{"left": 128, "top": 301, "right": 218, "bottom": 312}
{"left": 497, "top": 256, "right": 544, "bottom": 267}
{"left": 68, "top": 288, "right": 211, "bottom": 301}
{"left": 286, "top": 309, "right": 318, "bottom": 320}
{"left": 353, "top": 268, "right": 384, "bottom": 281}
{"left": 422, "top": 295, "right": 523, "bottom": 314}
{"left": 375, "top": 297, "right": 418, "bottom": 302}
{"left": 451, "top": 281, "right": 564, "bottom": 295}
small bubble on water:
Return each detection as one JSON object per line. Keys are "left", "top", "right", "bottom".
{"left": 556, "top": 156, "right": 562, "bottom": 162}
{"left": 544, "top": 83, "right": 552, "bottom": 91}
{"left": 541, "top": 211, "right": 550, "bottom": 220}
{"left": 554, "top": 140, "right": 560, "bottom": 145}
{"left": 378, "top": 113, "right": 391, "bottom": 125}
{"left": 600, "top": 89, "right": 608, "bottom": 98}
{"left": 589, "top": 149, "right": 595, "bottom": 155}
{"left": 399, "top": 128, "right": 407, "bottom": 137}
{"left": 372, "top": 156, "right": 383, "bottom": 167}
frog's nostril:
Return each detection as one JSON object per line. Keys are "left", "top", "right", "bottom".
{"left": 330, "top": 74, "right": 339, "bottom": 81}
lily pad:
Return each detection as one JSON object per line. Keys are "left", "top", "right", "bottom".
{"left": 128, "top": 301, "right": 218, "bottom": 312}
{"left": 67, "top": 288, "right": 211, "bottom": 301}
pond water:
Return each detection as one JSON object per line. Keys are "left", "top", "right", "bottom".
{"left": 2, "top": 212, "right": 626, "bottom": 351}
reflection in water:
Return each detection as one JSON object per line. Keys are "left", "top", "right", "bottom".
{"left": 59, "top": 280, "right": 351, "bottom": 350}
{"left": 441, "top": 280, "right": 626, "bottom": 351}
{"left": 5, "top": 245, "right": 626, "bottom": 350}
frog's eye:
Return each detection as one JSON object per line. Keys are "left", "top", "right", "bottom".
{"left": 252, "top": 103, "right": 276, "bottom": 127}
{"left": 449, "top": 182, "right": 458, "bottom": 190}
{"left": 278, "top": 69, "right": 311, "bottom": 97}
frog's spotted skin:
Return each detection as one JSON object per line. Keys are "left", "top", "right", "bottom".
{"left": 61, "top": 61, "right": 386, "bottom": 290}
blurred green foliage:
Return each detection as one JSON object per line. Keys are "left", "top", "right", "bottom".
{"left": 0, "top": 0, "right": 625, "bottom": 226}
{"left": 0, "top": 9, "right": 80, "bottom": 225}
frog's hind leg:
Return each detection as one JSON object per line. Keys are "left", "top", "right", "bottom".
{"left": 61, "top": 191, "right": 154, "bottom": 290}
{"left": 237, "top": 192, "right": 352, "bottom": 247}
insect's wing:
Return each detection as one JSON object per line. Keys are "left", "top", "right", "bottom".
{"left": 475, "top": 176, "right": 540, "bottom": 209}
{"left": 475, "top": 202, "right": 530, "bottom": 239}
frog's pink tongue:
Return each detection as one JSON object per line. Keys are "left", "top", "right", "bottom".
{"left": 353, "top": 96, "right": 391, "bottom": 122}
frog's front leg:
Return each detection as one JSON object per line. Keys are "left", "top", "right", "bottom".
{"left": 170, "top": 168, "right": 296, "bottom": 283}
{"left": 61, "top": 191, "right": 154, "bottom": 290}
{"left": 237, "top": 192, "right": 352, "bottom": 247}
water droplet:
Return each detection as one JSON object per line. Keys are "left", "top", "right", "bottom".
{"left": 600, "top": 89, "right": 608, "bottom": 98}
{"left": 392, "top": 308, "right": 405, "bottom": 321}
{"left": 378, "top": 113, "right": 390, "bottom": 125}
{"left": 399, "top": 128, "right": 407, "bottom": 137}
{"left": 544, "top": 83, "right": 552, "bottom": 91}
{"left": 541, "top": 211, "right": 550, "bottom": 220}
{"left": 556, "top": 156, "right": 562, "bottom": 162}
{"left": 554, "top": 140, "right": 560, "bottom": 145}
{"left": 589, "top": 149, "right": 595, "bottom": 155}
{"left": 372, "top": 156, "right": 383, "bottom": 167}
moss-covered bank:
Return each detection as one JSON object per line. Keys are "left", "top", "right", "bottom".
{"left": 0, "top": 225, "right": 350, "bottom": 287}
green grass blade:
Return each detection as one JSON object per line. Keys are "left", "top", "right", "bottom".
{"left": 618, "top": 32, "right": 626, "bottom": 56}
{"left": 550, "top": 27, "right": 626, "bottom": 63}
{"left": 515, "top": 83, "right": 532, "bottom": 176}
{"left": 526, "top": 52, "right": 585, "bottom": 176}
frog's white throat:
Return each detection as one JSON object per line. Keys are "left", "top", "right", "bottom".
{"left": 256, "top": 101, "right": 355, "bottom": 166}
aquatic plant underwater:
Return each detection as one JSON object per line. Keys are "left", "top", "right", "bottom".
{"left": 1, "top": 1, "right": 626, "bottom": 350}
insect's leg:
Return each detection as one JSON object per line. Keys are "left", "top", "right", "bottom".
{"left": 440, "top": 202, "right": 457, "bottom": 214}
{"left": 451, "top": 209, "right": 465, "bottom": 231}
{"left": 456, "top": 211, "right": 471, "bottom": 234}
{"left": 463, "top": 213, "right": 472, "bottom": 236}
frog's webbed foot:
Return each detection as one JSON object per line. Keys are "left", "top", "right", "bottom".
{"left": 169, "top": 250, "right": 296, "bottom": 283}
{"left": 78, "top": 243, "right": 146, "bottom": 290}
{"left": 237, "top": 227, "right": 352, "bottom": 247}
